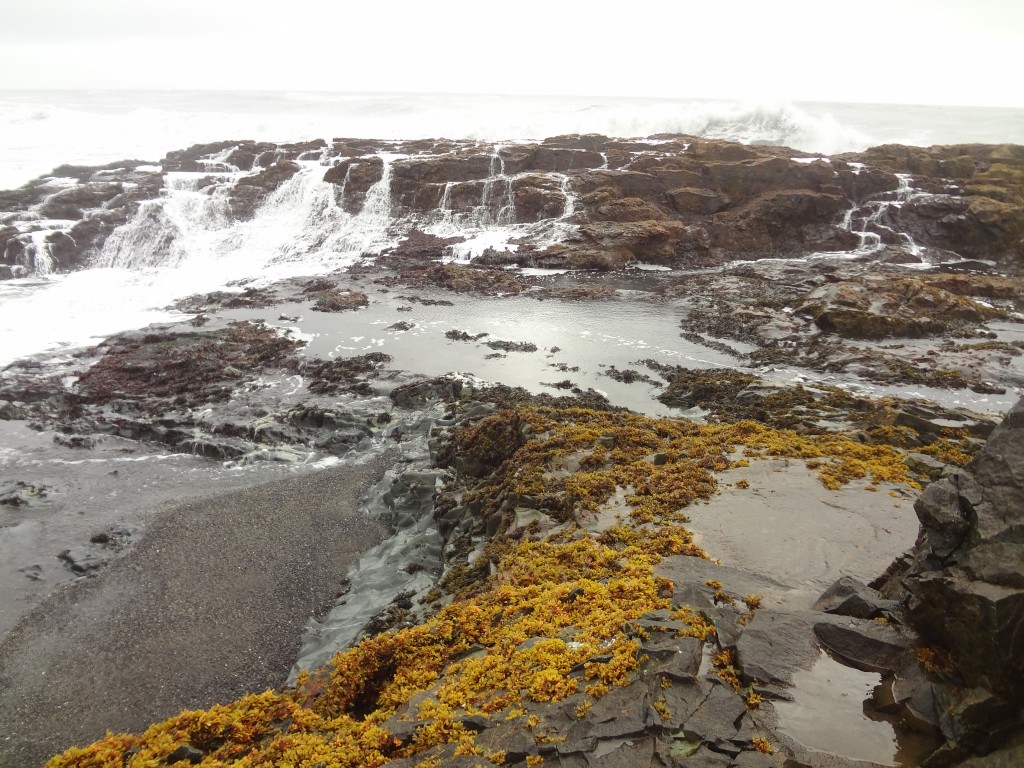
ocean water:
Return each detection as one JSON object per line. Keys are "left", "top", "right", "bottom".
{"left": 1, "top": 90, "right": 1024, "bottom": 367}
{"left": 4, "top": 91, "right": 1024, "bottom": 191}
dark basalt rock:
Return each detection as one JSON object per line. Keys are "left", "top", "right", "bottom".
{"left": 813, "top": 576, "right": 899, "bottom": 620}
{"left": 309, "top": 289, "right": 369, "bottom": 312}
{"left": 380, "top": 263, "right": 528, "bottom": 296}
{"left": 227, "top": 160, "right": 301, "bottom": 220}
{"left": 325, "top": 156, "right": 385, "bottom": 214}
{"left": 76, "top": 321, "right": 302, "bottom": 406}
{"left": 876, "top": 397, "right": 1024, "bottom": 762}
{"left": 5, "top": 134, "right": 1024, "bottom": 285}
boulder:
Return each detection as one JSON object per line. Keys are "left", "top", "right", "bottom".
{"left": 38, "top": 182, "right": 124, "bottom": 219}
{"left": 708, "top": 190, "right": 850, "bottom": 256}
{"left": 813, "top": 576, "right": 898, "bottom": 619}
{"left": 512, "top": 174, "right": 567, "bottom": 222}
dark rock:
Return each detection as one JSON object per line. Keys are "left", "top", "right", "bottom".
{"left": 913, "top": 473, "right": 976, "bottom": 558}
{"left": 38, "top": 182, "right": 124, "bottom": 219}
{"left": 733, "top": 610, "right": 821, "bottom": 688}
{"left": 793, "top": 278, "right": 999, "bottom": 339}
{"left": 228, "top": 161, "right": 301, "bottom": 220}
{"left": 382, "top": 263, "right": 528, "bottom": 296}
{"left": 874, "top": 398, "right": 1024, "bottom": 758}
{"left": 812, "top": 619, "right": 913, "bottom": 675}
{"left": 53, "top": 433, "right": 99, "bottom": 449}
{"left": 165, "top": 744, "right": 203, "bottom": 764}
{"left": 310, "top": 289, "right": 369, "bottom": 312}
{"left": 669, "top": 187, "right": 729, "bottom": 215}
{"left": 813, "top": 576, "right": 898, "bottom": 620}
{"left": 325, "top": 156, "right": 385, "bottom": 214}
{"left": 57, "top": 546, "right": 107, "bottom": 574}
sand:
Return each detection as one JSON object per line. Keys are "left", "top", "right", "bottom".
{"left": 0, "top": 456, "right": 393, "bottom": 768}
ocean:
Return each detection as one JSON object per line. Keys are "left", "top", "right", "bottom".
{"left": 5, "top": 90, "right": 1024, "bottom": 191}
{"left": 2, "top": 90, "right": 1024, "bottom": 366}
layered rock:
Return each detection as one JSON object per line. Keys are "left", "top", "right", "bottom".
{"left": 5, "top": 134, "right": 1023, "bottom": 280}
{"left": 843, "top": 144, "right": 1024, "bottom": 270}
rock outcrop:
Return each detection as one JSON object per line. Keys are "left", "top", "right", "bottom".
{"left": 877, "top": 397, "right": 1024, "bottom": 764}
{"left": 4, "top": 135, "right": 1023, "bottom": 280}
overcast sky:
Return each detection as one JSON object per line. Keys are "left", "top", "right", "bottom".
{"left": 2, "top": 0, "right": 1022, "bottom": 107}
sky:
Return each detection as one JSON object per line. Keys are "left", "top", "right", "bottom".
{"left": 1, "top": 0, "right": 1023, "bottom": 107}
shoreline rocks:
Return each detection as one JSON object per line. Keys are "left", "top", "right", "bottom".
{"left": 1, "top": 133, "right": 1023, "bottom": 768}
{"left": 875, "top": 397, "right": 1024, "bottom": 765}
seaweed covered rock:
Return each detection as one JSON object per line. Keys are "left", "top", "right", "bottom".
{"left": 380, "top": 263, "right": 528, "bottom": 296}
{"left": 45, "top": 399, "right": 938, "bottom": 768}
{"left": 794, "top": 277, "right": 1004, "bottom": 339}
{"left": 76, "top": 321, "right": 302, "bottom": 406}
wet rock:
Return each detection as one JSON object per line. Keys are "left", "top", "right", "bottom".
{"left": 227, "top": 160, "right": 301, "bottom": 219}
{"left": 175, "top": 287, "right": 280, "bottom": 312}
{"left": 902, "top": 452, "right": 948, "bottom": 480}
{"left": 445, "top": 329, "right": 489, "bottom": 342}
{"left": 513, "top": 173, "right": 568, "bottom": 221}
{"left": 381, "top": 263, "right": 528, "bottom": 296}
{"left": 0, "top": 480, "right": 50, "bottom": 507}
{"left": 708, "top": 190, "right": 851, "bottom": 256}
{"left": 37, "top": 182, "right": 125, "bottom": 219}
{"left": 954, "top": 739, "right": 1024, "bottom": 768}
{"left": 485, "top": 340, "right": 538, "bottom": 353}
{"left": 310, "top": 289, "right": 369, "bottom": 312}
{"left": 794, "top": 278, "right": 1000, "bottom": 339}
{"left": 76, "top": 321, "right": 302, "bottom": 406}
{"left": 325, "top": 156, "right": 384, "bottom": 214}
{"left": 539, "top": 284, "right": 618, "bottom": 301}
{"left": 162, "top": 140, "right": 242, "bottom": 172}
{"left": 389, "top": 376, "right": 467, "bottom": 408}
{"left": 176, "top": 435, "right": 250, "bottom": 460}
{"left": 380, "top": 229, "right": 461, "bottom": 264}
{"left": 812, "top": 576, "right": 898, "bottom": 620}
{"left": 875, "top": 398, "right": 1024, "bottom": 759}
{"left": 669, "top": 187, "right": 729, "bottom": 215}
{"left": 58, "top": 546, "right": 107, "bottom": 574}
{"left": 302, "top": 353, "right": 393, "bottom": 395}
{"left": 812, "top": 619, "right": 914, "bottom": 675}
{"left": 733, "top": 610, "right": 822, "bottom": 689}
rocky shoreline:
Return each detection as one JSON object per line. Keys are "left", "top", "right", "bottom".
{"left": 0, "top": 133, "right": 1023, "bottom": 767}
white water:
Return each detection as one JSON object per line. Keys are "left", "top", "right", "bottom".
{"left": 4, "top": 91, "right": 1024, "bottom": 191}
{"left": 2, "top": 91, "right": 1023, "bottom": 367}
{"left": 0, "top": 160, "right": 404, "bottom": 366}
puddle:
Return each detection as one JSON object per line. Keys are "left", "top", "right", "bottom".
{"left": 775, "top": 652, "right": 937, "bottom": 766}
